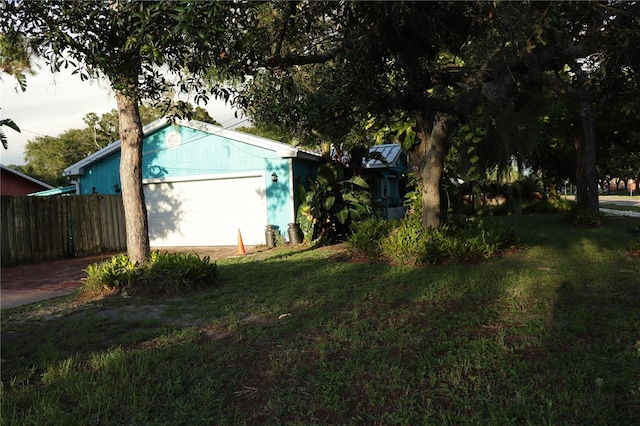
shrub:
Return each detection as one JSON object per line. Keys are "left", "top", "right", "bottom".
{"left": 521, "top": 197, "right": 573, "bottom": 214}
{"left": 377, "top": 214, "right": 518, "bottom": 267}
{"left": 379, "top": 217, "right": 427, "bottom": 267}
{"left": 481, "top": 195, "right": 573, "bottom": 216}
{"left": 346, "top": 217, "right": 396, "bottom": 259}
{"left": 82, "top": 251, "right": 218, "bottom": 296}
{"left": 629, "top": 238, "right": 640, "bottom": 258}
{"left": 565, "top": 208, "right": 603, "bottom": 227}
{"left": 83, "top": 253, "right": 141, "bottom": 294}
{"left": 296, "top": 163, "right": 373, "bottom": 243}
{"left": 628, "top": 223, "right": 640, "bottom": 258}
{"left": 141, "top": 251, "right": 219, "bottom": 295}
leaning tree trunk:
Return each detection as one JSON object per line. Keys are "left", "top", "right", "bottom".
{"left": 116, "top": 91, "right": 150, "bottom": 264}
{"left": 580, "top": 101, "right": 599, "bottom": 213}
{"left": 410, "top": 112, "right": 450, "bottom": 229}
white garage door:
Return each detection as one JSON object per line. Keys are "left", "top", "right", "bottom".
{"left": 144, "top": 174, "right": 267, "bottom": 247}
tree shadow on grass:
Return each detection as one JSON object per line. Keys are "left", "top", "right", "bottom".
{"left": 3, "top": 231, "right": 639, "bottom": 423}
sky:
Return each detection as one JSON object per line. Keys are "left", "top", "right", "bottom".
{"left": 0, "top": 66, "right": 248, "bottom": 166}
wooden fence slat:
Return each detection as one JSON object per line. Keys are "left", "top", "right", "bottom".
{"left": 1, "top": 195, "right": 126, "bottom": 267}
{"left": 1, "top": 196, "right": 17, "bottom": 266}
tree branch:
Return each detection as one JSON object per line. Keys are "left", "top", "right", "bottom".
{"left": 272, "top": 2, "right": 299, "bottom": 62}
{"left": 267, "top": 41, "right": 350, "bottom": 68}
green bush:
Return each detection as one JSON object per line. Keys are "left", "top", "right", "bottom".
{"left": 83, "top": 253, "right": 141, "bottom": 294}
{"left": 521, "top": 197, "right": 573, "bottom": 214}
{"left": 82, "top": 251, "right": 218, "bottom": 296}
{"left": 480, "top": 195, "right": 573, "bottom": 216}
{"left": 565, "top": 208, "right": 603, "bottom": 227}
{"left": 628, "top": 223, "right": 640, "bottom": 258}
{"left": 347, "top": 217, "right": 398, "bottom": 259}
{"left": 629, "top": 238, "right": 640, "bottom": 258}
{"left": 296, "top": 163, "right": 373, "bottom": 243}
{"left": 378, "top": 215, "right": 517, "bottom": 267}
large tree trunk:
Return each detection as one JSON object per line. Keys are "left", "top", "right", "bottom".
{"left": 574, "top": 134, "right": 587, "bottom": 209}
{"left": 580, "top": 101, "right": 599, "bottom": 213}
{"left": 116, "top": 91, "right": 150, "bottom": 264}
{"left": 410, "top": 112, "right": 449, "bottom": 229}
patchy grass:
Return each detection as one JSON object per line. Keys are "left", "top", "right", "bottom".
{"left": 2, "top": 215, "right": 639, "bottom": 425}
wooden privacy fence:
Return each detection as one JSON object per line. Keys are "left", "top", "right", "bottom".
{"left": 1, "top": 195, "right": 126, "bottom": 267}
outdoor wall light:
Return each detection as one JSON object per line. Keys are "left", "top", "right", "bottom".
{"left": 271, "top": 172, "right": 278, "bottom": 183}
{"left": 114, "top": 184, "right": 121, "bottom": 193}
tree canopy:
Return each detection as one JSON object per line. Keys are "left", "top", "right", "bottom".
{"left": 4, "top": 0, "right": 245, "bottom": 263}
{"left": 236, "top": 1, "right": 640, "bottom": 221}
{"left": 4, "top": 0, "right": 639, "bottom": 253}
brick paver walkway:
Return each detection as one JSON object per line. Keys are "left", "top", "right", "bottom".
{"left": 1, "top": 246, "right": 252, "bottom": 309}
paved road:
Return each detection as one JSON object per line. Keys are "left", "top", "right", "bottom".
{"left": 562, "top": 194, "right": 640, "bottom": 208}
{"left": 597, "top": 195, "right": 640, "bottom": 207}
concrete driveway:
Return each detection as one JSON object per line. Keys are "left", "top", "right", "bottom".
{"left": 1, "top": 246, "right": 252, "bottom": 310}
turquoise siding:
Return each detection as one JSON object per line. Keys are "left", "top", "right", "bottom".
{"left": 77, "top": 124, "right": 315, "bottom": 241}
{"left": 143, "top": 126, "right": 283, "bottom": 178}
{"left": 365, "top": 153, "right": 409, "bottom": 212}
{"left": 292, "top": 158, "right": 319, "bottom": 206}
{"left": 78, "top": 151, "right": 121, "bottom": 195}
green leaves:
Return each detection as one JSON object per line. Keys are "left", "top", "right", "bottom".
{"left": 82, "top": 251, "right": 218, "bottom": 296}
{"left": 347, "top": 175, "right": 369, "bottom": 188}
{"left": 374, "top": 214, "right": 517, "bottom": 267}
{"left": 0, "top": 117, "right": 21, "bottom": 150}
{"left": 298, "top": 163, "right": 373, "bottom": 242}
{"left": 368, "top": 113, "right": 418, "bottom": 152}
{"left": 10, "top": 0, "right": 244, "bottom": 105}
{"left": 323, "top": 195, "right": 336, "bottom": 210}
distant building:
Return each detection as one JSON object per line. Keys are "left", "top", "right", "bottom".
{"left": 0, "top": 164, "right": 53, "bottom": 195}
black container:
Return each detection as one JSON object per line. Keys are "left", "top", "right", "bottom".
{"left": 265, "top": 224, "right": 275, "bottom": 248}
{"left": 288, "top": 223, "right": 302, "bottom": 244}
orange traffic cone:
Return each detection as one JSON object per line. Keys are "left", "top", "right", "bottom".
{"left": 237, "top": 229, "right": 246, "bottom": 255}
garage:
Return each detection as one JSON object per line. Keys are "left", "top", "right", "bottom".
{"left": 64, "top": 118, "right": 322, "bottom": 247}
{"left": 144, "top": 172, "right": 267, "bottom": 247}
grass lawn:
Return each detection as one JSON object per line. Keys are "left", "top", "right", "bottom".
{"left": 2, "top": 214, "right": 639, "bottom": 425}
{"left": 600, "top": 203, "right": 640, "bottom": 212}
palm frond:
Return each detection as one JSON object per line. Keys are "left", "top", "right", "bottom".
{"left": 0, "top": 118, "right": 21, "bottom": 149}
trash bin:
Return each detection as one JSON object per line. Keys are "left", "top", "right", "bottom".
{"left": 265, "top": 225, "right": 275, "bottom": 248}
{"left": 288, "top": 223, "right": 302, "bottom": 244}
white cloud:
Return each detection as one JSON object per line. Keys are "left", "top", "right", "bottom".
{"left": 1, "top": 66, "right": 247, "bottom": 166}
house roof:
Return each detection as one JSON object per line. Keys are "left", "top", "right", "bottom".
{"left": 1, "top": 164, "right": 54, "bottom": 190}
{"left": 64, "top": 117, "right": 321, "bottom": 176}
{"left": 364, "top": 144, "right": 405, "bottom": 170}
{"left": 29, "top": 185, "right": 77, "bottom": 197}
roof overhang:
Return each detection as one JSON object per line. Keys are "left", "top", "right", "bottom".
{"left": 177, "top": 119, "right": 321, "bottom": 161}
{"left": 364, "top": 144, "right": 405, "bottom": 170}
{"left": 1, "top": 164, "right": 54, "bottom": 189}
{"left": 64, "top": 117, "right": 321, "bottom": 177}
{"left": 29, "top": 185, "right": 77, "bottom": 197}
{"left": 64, "top": 117, "right": 171, "bottom": 177}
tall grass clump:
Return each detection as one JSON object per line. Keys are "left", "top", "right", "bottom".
{"left": 628, "top": 222, "right": 640, "bottom": 257}
{"left": 349, "top": 213, "right": 517, "bottom": 267}
{"left": 629, "top": 238, "right": 640, "bottom": 257}
{"left": 520, "top": 195, "right": 573, "bottom": 214}
{"left": 82, "top": 251, "right": 218, "bottom": 296}
{"left": 346, "top": 217, "right": 397, "bottom": 259}
{"left": 564, "top": 207, "right": 603, "bottom": 227}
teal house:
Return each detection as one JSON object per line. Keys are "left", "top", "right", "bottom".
{"left": 362, "top": 144, "right": 409, "bottom": 219}
{"left": 64, "top": 118, "right": 321, "bottom": 247}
